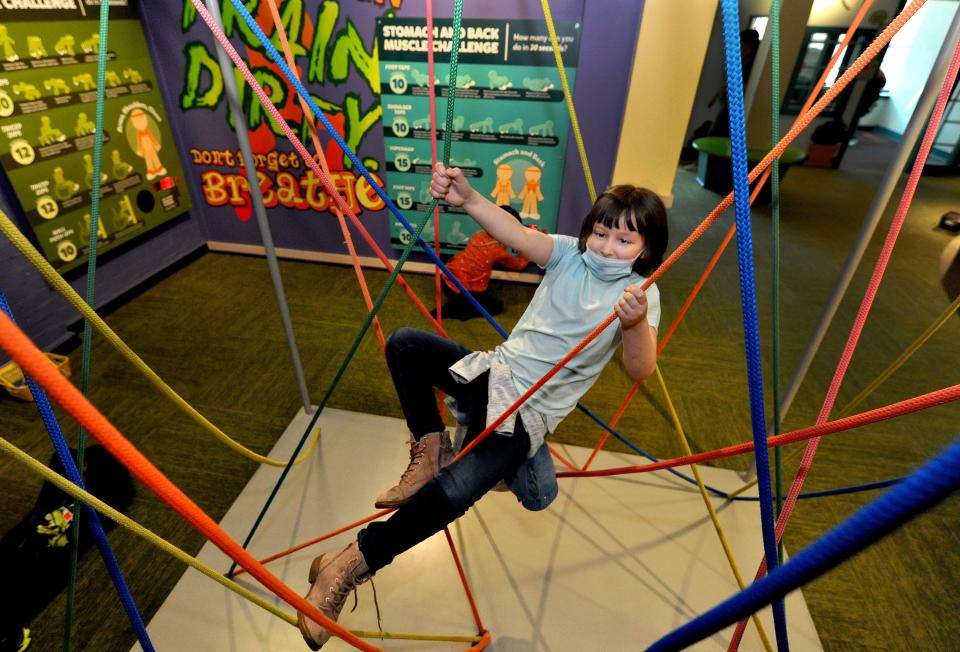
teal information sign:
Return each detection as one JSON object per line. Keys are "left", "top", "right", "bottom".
{"left": 377, "top": 17, "right": 580, "bottom": 253}
{"left": 0, "top": 0, "right": 190, "bottom": 274}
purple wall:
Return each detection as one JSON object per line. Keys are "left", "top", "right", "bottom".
{"left": 3, "top": 0, "right": 643, "bottom": 357}
{"left": 144, "top": 0, "right": 643, "bottom": 259}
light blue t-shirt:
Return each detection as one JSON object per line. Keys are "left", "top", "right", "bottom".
{"left": 495, "top": 234, "right": 661, "bottom": 430}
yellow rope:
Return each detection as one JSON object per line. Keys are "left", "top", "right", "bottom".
{"left": 837, "top": 294, "right": 960, "bottom": 418}
{"left": 725, "top": 477, "right": 759, "bottom": 500}
{"left": 0, "top": 436, "right": 300, "bottom": 625}
{"left": 0, "top": 436, "right": 486, "bottom": 644}
{"left": 0, "top": 211, "right": 320, "bottom": 467}
{"left": 540, "top": 0, "right": 597, "bottom": 202}
{"left": 654, "top": 366, "right": 774, "bottom": 652}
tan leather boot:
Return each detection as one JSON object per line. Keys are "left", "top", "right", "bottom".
{"left": 374, "top": 431, "right": 452, "bottom": 508}
{"left": 297, "top": 541, "right": 371, "bottom": 650}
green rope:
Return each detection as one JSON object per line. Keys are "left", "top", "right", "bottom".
{"left": 770, "top": 0, "right": 784, "bottom": 564}
{"left": 229, "top": 0, "right": 466, "bottom": 573}
{"left": 65, "top": 0, "right": 110, "bottom": 648}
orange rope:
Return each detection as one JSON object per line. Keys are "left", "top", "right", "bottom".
{"left": 264, "top": 0, "right": 385, "bottom": 349}
{"left": 223, "top": 380, "right": 959, "bottom": 575}
{"left": 583, "top": 0, "right": 882, "bottom": 468}
{"left": 0, "top": 311, "right": 380, "bottom": 651}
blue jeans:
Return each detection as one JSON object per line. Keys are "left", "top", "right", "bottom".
{"left": 358, "top": 328, "right": 530, "bottom": 573}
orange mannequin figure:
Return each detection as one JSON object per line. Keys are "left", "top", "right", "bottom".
{"left": 130, "top": 108, "right": 167, "bottom": 181}
{"left": 489, "top": 163, "right": 516, "bottom": 206}
{"left": 518, "top": 165, "right": 543, "bottom": 219}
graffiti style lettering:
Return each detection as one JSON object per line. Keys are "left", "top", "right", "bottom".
{"left": 307, "top": 0, "right": 338, "bottom": 86}
{"left": 199, "top": 167, "right": 385, "bottom": 215}
{"left": 245, "top": 68, "right": 288, "bottom": 135}
{"left": 181, "top": 42, "right": 223, "bottom": 110}
{"left": 276, "top": 171, "right": 308, "bottom": 208}
{"left": 270, "top": 0, "right": 308, "bottom": 58}
{"left": 308, "top": 3, "right": 378, "bottom": 94}
{"left": 182, "top": 0, "right": 395, "bottom": 220}
{"left": 330, "top": 19, "right": 378, "bottom": 92}
{"left": 191, "top": 148, "right": 237, "bottom": 167}
{"left": 200, "top": 170, "right": 231, "bottom": 206}
{"left": 342, "top": 93, "right": 381, "bottom": 169}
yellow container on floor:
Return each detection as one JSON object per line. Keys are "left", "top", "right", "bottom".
{"left": 0, "top": 353, "right": 71, "bottom": 401}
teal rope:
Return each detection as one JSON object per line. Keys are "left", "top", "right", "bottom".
{"left": 770, "top": 1, "right": 784, "bottom": 564}
{"left": 226, "top": 0, "right": 466, "bottom": 574}
{"left": 65, "top": 1, "right": 110, "bottom": 648}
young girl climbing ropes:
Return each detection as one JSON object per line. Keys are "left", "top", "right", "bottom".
{"left": 298, "top": 163, "right": 669, "bottom": 649}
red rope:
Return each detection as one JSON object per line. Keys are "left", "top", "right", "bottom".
{"left": 729, "top": 14, "right": 960, "bottom": 647}
{"left": 0, "top": 311, "right": 382, "bottom": 651}
{"left": 556, "top": 384, "right": 960, "bottom": 478}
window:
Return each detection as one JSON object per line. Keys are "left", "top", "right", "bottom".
{"left": 783, "top": 27, "right": 878, "bottom": 116}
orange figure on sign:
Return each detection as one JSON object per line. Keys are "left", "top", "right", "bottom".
{"left": 489, "top": 163, "right": 516, "bottom": 205}
{"left": 130, "top": 108, "right": 167, "bottom": 181}
{"left": 519, "top": 165, "right": 543, "bottom": 219}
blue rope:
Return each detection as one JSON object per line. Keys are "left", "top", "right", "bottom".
{"left": 718, "top": 2, "right": 787, "bottom": 648}
{"left": 233, "top": 2, "right": 676, "bottom": 465}
{"left": 226, "top": 0, "right": 508, "bottom": 337}
{"left": 0, "top": 289, "right": 155, "bottom": 652}
{"left": 576, "top": 404, "right": 903, "bottom": 501}
{"left": 646, "top": 436, "right": 960, "bottom": 651}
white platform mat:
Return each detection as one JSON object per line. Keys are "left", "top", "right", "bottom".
{"left": 139, "top": 407, "right": 821, "bottom": 651}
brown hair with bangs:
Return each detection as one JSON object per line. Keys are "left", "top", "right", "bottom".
{"left": 577, "top": 185, "right": 669, "bottom": 277}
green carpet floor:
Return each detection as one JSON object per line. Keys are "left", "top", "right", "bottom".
{"left": 1, "top": 159, "right": 958, "bottom": 650}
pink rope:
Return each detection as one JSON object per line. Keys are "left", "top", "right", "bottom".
{"left": 729, "top": 26, "right": 960, "bottom": 650}
{"left": 189, "top": 0, "right": 451, "bottom": 338}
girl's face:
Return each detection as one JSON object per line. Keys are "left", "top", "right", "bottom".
{"left": 586, "top": 215, "right": 645, "bottom": 261}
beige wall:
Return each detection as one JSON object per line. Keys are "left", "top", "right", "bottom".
{"left": 611, "top": 0, "right": 719, "bottom": 207}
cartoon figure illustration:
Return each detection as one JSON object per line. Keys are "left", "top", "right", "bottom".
{"left": 409, "top": 69, "right": 437, "bottom": 87}
{"left": 36, "top": 507, "right": 73, "bottom": 548}
{"left": 83, "top": 154, "right": 107, "bottom": 188}
{"left": 43, "top": 78, "right": 70, "bottom": 96}
{"left": 74, "top": 112, "right": 96, "bottom": 137}
{"left": 39, "top": 116, "right": 66, "bottom": 145}
{"left": 490, "top": 164, "right": 516, "bottom": 205}
{"left": 449, "top": 157, "right": 477, "bottom": 168}
{"left": 111, "top": 150, "right": 133, "bottom": 178}
{"left": 529, "top": 120, "right": 555, "bottom": 137}
{"left": 469, "top": 117, "right": 493, "bottom": 134}
{"left": 52, "top": 167, "right": 80, "bottom": 200}
{"left": 0, "top": 25, "right": 18, "bottom": 62}
{"left": 412, "top": 116, "right": 430, "bottom": 130}
{"left": 13, "top": 82, "right": 41, "bottom": 100}
{"left": 81, "top": 33, "right": 99, "bottom": 54}
{"left": 523, "top": 77, "right": 555, "bottom": 92}
{"left": 129, "top": 108, "right": 166, "bottom": 180}
{"left": 518, "top": 165, "right": 544, "bottom": 219}
{"left": 122, "top": 68, "right": 142, "bottom": 83}
{"left": 54, "top": 34, "right": 75, "bottom": 56}
{"left": 104, "top": 70, "right": 122, "bottom": 87}
{"left": 498, "top": 118, "right": 524, "bottom": 134}
{"left": 452, "top": 115, "right": 465, "bottom": 131}
{"left": 419, "top": 183, "right": 433, "bottom": 205}
{"left": 444, "top": 219, "right": 470, "bottom": 245}
{"left": 72, "top": 73, "right": 96, "bottom": 90}
{"left": 111, "top": 196, "right": 138, "bottom": 229}
{"left": 26, "top": 36, "right": 47, "bottom": 59}
{"left": 455, "top": 73, "right": 475, "bottom": 89}
{"left": 488, "top": 70, "right": 512, "bottom": 90}
{"left": 80, "top": 212, "right": 108, "bottom": 242}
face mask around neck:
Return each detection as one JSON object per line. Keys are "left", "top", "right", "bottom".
{"left": 581, "top": 247, "right": 636, "bottom": 281}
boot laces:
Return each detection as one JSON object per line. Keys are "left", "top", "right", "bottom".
{"left": 333, "top": 574, "right": 382, "bottom": 634}
{"left": 399, "top": 439, "right": 427, "bottom": 483}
